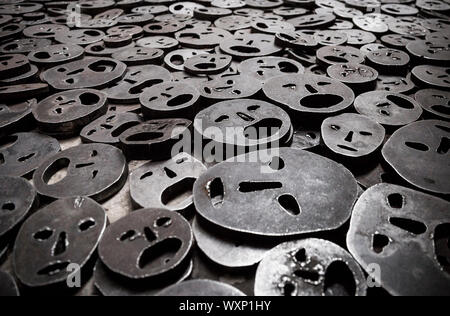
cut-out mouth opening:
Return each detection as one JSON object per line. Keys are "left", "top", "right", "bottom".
{"left": 167, "top": 94, "right": 194, "bottom": 107}
{"left": 389, "top": 217, "right": 427, "bottom": 235}
{"left": 88, "top": 60, "right": 117, "bottom": 73}
{"left": 37, "top": 261, "right": 71, "bottom": 276}
{"left": 230, "top": 46, "right": 261, "bottom": 54}
{"left": 137, "top": 238, "right": 182, "bottom": 270}
{"left": 238, "top": 181, "right": 282, "bottom": 193}
{"left": 323, "top": 261, "right": 356, "bottom": 296}
{"left": 161, "top": 177, "right": 196, "bottom": 207}
{"left": 43, "top": 158, "right": 70, "bottom": 185}
{"left": 194, "top": 62, "right": 218, "bottom": 70}
{"left": 372, "top": 233, "right": 389, "bottom": 254}
{"left": 300, "top": 94, "right": 344, "bottom": 109}
{"left": 324, "top": 55, "right": 349, "bottom": 63}
{"left": 126, "top": 132, "right": 164, "bottom": 142}
{"left": 129, "top": 79, "right": 163, "bottom": 95}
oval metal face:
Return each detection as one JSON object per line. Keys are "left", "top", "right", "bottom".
{"left": 175, "top": 26, "right": 231, "bottom": 49}
{"left": 415, "top": 89, "right": 450, "bottom": 120}
{"left": 382, "top": 120, "right": 450, "bottom": 194}
{"left": 33, "top": 89, "right": 108, "bottom": 136}
{"left": 196, "top": 74, "right": 263, "bottom": 100}
{"left": 140, "top": 82, "right": 199, "bottom": 119}
{"left": 112, "top": 47, "right": 164, "bottom": 66}
{"left": 347, "top": 183, "right": 450, "bottom": 296}
{"left": 321, "top": 113, "right": 386, "bottom": 158}
{"left": 130, "top": 153, "right": 206, "bottom": 212}
{"left": 184, "top": 53, "right": 232, "bottom": 75}
{"left": 263, "top": 73, "right": 355, "bottom": 115}
{"left": 0, "top": 132, "right": 60, "bottom": 177}
{"left": 193, "top": 148, "right": 358, "bottom": 236}
{"left": 33, "top": 143, "right": 128, "bottom": 202}
{"left": 316, "top": 45, "right": 365, "bottom": 67}
{"left": 220, "top": 33, "right": 282, "bottom": 59}
{"left": 254, "top": 238, "right": 367, "bottom": 296}
{"left": 13, "top": 197, "right": 107, "bottom": 288}
{"left": 354, "top": 91, "right": 423, "bottom": 126}
{"left": 0, "top": 99, "right": 34, "bottom": 136}
{"left": 41, "top": 57, "right": 127, "bottom": 90}
{"left": 194, "top": 98, "right": 292, "bottom": 152}
{"left": 411, "top": 65, "right": 450, "bottom": 89}
{"left": 0, "top": 176, "right": 35, "bottom": 238}
{"left": 237, "top": 57, "right": 304, "bottom": 82}
{"left": 27, "top": 44, "right": 84, "bottom": 66}
{"left": 157, "top": 279, "right": 246, "bottom": 296}
{"left": 98, "top": 208, "right": 193, "bottom": 280}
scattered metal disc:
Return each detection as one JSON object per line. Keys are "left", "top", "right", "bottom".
{"left": 13, "top": 197, "right": 107, "bottom": 288}
{"left": 112, "top": 47, "right": 164, "bottom": 66}
{"left": 0, "top": 83, "right": 49, "bottom": 102}
{"left": 136, "top": 36, "right": 179, "bottom": 50}
{"left": 406, "top": 39, "right": 450, "bottom": 66}
{"left": 94, "top": 259, "right": 193, "bottom": 296}
{"left": 287, "top": 14, "right": 336, "bottom": 29}
{"left": 130, "top": 152, "right": 206, "bottom": 211}
{"left": 0, "top": 38, "right": 51, "bottom": 54}
{"left": 382, "top": 120, "right": 450, "bottom": 194}
{"left": 119, "top": 119, "right": 192, "bottom": 160}
{"left": 366, "top": 48, "right": 410, "bottom": 75}
{"left": 0, "top": 23, "right": 24, "bottom": 42}
{"left": 220, "top": 33, "right": 282, "bottom": 59}
{"left": 23, "top": 23, "right": 69, "bottom": 39}
{"left": 0, "top": 176, "right": 36, "bottom": 238}
{"left": 237, "top": 56, "right": 304, "bottom": 82}
{"left": 376, "top": 74, "right": 415, "bottom": 93}
{"left": 196, "top": 73, "right": 262, "bottom": 100}
{"left": 164, "top": 48, "right": 209, "bottom": 71}
{"left": 54, "top": 28, "right": 105, "bottom": 46}
{"left": 411, "top": 65, "right": 450, "bottom": 89}
{"left": 263, "top": 73, "right": 355, "bottom": 116}
{"left": 169, "top": 1, "right": 205, "bottom": 16}
{"left": 214, "top": 14, "right": 252, "bottom": 31}
{"left": 0, "top": 270, "right": 19, "bottom": 296}
{"left": 353, "top": 15, "right": 389, "bottom": 33}
{"left": 132, "top": 5, "right": 169, "bottom": 15}
{"left": 275, "top": 31, "right": 318, "bottom": 50}
{"left": 98, "top": 208, "right": 194, "bottom": 280}
{"left": 184, "top": 53, "right": 232, "bottom": 75}
{"left": 360, "top": 43, "right": 387, "bottom": 55}
{"left": 80, "top": 112, "right": 143, "bottom": 146}
{"left": 347, "top": 183, "right": 450, "bottom": 295}
{"left": 0, "top": 3, "right": 43, "bottom": 15}
{"left": 118, "top": 13, "right": 155, "bottom": 25}
{"left": 327, "top": 63, "right": 378, "bottom": 92}
{"left": 314, "top": 30, "right": 348, "bottom": 46}
{"left": 316, "top": 45, "right": 365, "bottom": 67}
{"left": 321, "top": 113, "right": 386, "bottom": 158}
{"left": 0, "top": 54, "right": 30, "bottom": 79}
{"left": 193, "top": 148, "right": 358, "bottom": 236}
{"left": 103, "top": 65, "right": 171, "bottom": 104}
{"left": 33, "top": 89, "right": 108, "bottom": 136}
{"left": 251, "top": 18, "right": 295, "bottom": 34}
{"left": 140, "top": 81, "right": 199, "bottom": 119}
{"left": 41, "top": 57, "right": 127, "bottom": 90}
{"left": 27, "top": 43, "right": 84, "bottom": 66}
{"left": 33, "top": 143, "right": 128, "bottom": 202}
{"left": 0, "top": 99, "right": 34, "bottom": 136}
{"left": 175, "top": 26, "right": 231, "bottom": 49}
{"left": 143, "top": 20, "right": 186, "bottom": 35}
{"left": 343, "top": 29, "right": 377, "bottom": 46}
{"left": 107, "top": 24, "right": 143, "bottom": 39}
{"left": 354, "top": 91, "right": 423, "bottom": 127}
{"left": 254, "top": 238, "right": 367, "bottom": 296}
{"left": 194, "top": 98, "right": 292, "bottom": 157}
{"left": 157, "top": 279, "right": 246, "bottom": 296}
{"left": 213, "top": 0, "right": 246, "bottom": 9}
{"left": 388, "top": 21, "right": 429, "bottom": 38}
{"left": 415, "top": 89, "right": 450, "bottom": 120}
{"left": 381, "top": 4, "right": 419, "bottom": 16}
{"left": 0, "top": 132, "right": 60, "bottom": 177}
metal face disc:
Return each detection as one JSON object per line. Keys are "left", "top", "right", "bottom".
{"left": 130, "top": 153, "right": 206, "bottom": 212}
{"left": 98, "top": 208, "right": 194, "bottom": 280}
{"left": 175, "top": 26, "right": 232, "bottom": 49}
{"left": 316, "top": 45, "right": 365, "bottom": 67}
{"left": 327, "top": 63, "right": 378, "bottom": 92}
{"left": 214, "top": 15, "right": 252, "bottom": 31}
{"left": 411, "top": 65, "right": 450, "bottom": 89}
{"left": 13, "top": 197, "right": 107, "bottom": 288}
{"left": 251, "top": 18, "right": 295, "bottom": 34}
{"left": 406, "top": 39, "right": 450, "bottom": 66}
{"left": 184, "top": 53, "right": 232, "bottom": 75}
{"left": 140, "top": 81, "right": 199, "bottom": 119}
{"left": 136, "top": 36, "right": 179, "bottom": 50}
{"left": 23, "top": 23, "right": 69, "bottom": 39}
{"left": 169, "top": 2, "right": 205, "bottom": 16}
{"left": 382, "top": 120, "right": 450, "bottom": 194}
{"left": 143, "top": 20, "right": 186, "bottom": 35}
{"left": 354, "top": 91, "right": 423, "bottom": 127}
{"left": 237, "top": 56, "right": 304, "bottom": 83}
{"left": 32, "top": 143, "right": 128, "bottom": 202}
{"left": 196, "top": 74, "right": 263, "bottom": 100}
{"left": 0, "top": 132, "right": 60, "bottom": 177}
{"left": 112, "top": 47, "right": 164, "bottom": 66}
{"left": 0, "top": 38, "right": 51, "bottom": 54}
{"left": 220, "top": 33, "right": 282, "bottom": 59}
{"left": 0, "top": 176, "right": 36, "bottom": 238}
{"left": 32, "top": 89, "right": 108, "bottom": 136}
{"left": 157, "top": 279, "right": 246, "bottom": 296}
{"left": 164, "top": 48, "right": 209, "bottom": 72}
{"left": 103, "top": 65, "right": 171, "bottom": 104}
{"left": 41, "top": 57, "right": 127, "bottom": 90}
{"left": 0, "top": 53, "right": 30, "bottom": 79}
{"left": 0, "top": 270, "right": 19, "bottom": 296}
{"left": 193, "top": 148, "right": 358, "bottom": 237}
{"left": 254, "top": 238, "right": 367, "bottom": 296}
{"left": 343, "top": 29, "right": 377, "bottom": 46}
{"left": 376, "top": 75, "right": 415, "bottom": 93}
{"left": 347, "top": 184, "right": 450, "bottom": 296}
{"left": 287, "top": 14, "right": 336, "bottom": 29}
{"left": 415, "top": 89, "right": 450, "bottom": 120}
{"left": 80, "top": 112, "right": 143, "bottom": 146}
{"left": 321, "top": 113, "right": 386, "bottom": 158}
{"left": 366, "top": 48, "right": 410, "bottom": 75}
{"left": 119, "top": 119, "right": 192, "bottom": 160}
{"left": 27, "top": 44, "right": 84, "bottom": 66}
{"left": 263, "top": 73, "right": 355, "bottom": 115}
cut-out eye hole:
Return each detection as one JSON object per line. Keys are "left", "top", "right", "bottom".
{"left": 248, "top": 105, "right": 260, "bottom": 112}
{"left": 207, "top": 178, "right": 224, "bottom": 207}
{"left": 144, "top": 226, "right": 157, "bottom": 242}
{"left": 405, "top": 142, "right": 429, "bottom": 151}
{"left": 359, "top": 131, "right": 373, "bottom": 136}
{"left": 294, "top": 248, "right": 307, "bottom": 262}
{"left": 283, "top": 282, "right": 296, "bottom": 296}
{"left": 278, "top": 194, "right": 301, "bottom": 216}
{"left": 372, "top": 233, "right": 389, "bottom": 254}
{"left": 155, "top": 217, "right": 172, "bottom": 227}
{"left": 176, "top": 157, "right": 188, "bottom": 164}
{"left": 164, "top": 167, "right": 177, "bottom": 178}
{"left": 387, "top": 193, "right": 403, "bottom": 208}
{"left": 119, "top": 230, "right": 137, "bottom": 242}
{"left": 34, "top": 228, "right": 54, "bottom": 241}
{"left": 140, "top": 171, "right": 153, "bottom": 180}
{"left": 79, "top": 218, "right": 96, "bottom": 232}
{"left": 389, "top": 217, "right": 427, "bottom": 235}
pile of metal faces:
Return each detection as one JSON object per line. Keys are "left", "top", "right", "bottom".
{"left": 0, "top": 0, "right": 449, "bottom": 297}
